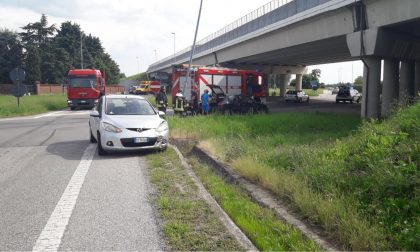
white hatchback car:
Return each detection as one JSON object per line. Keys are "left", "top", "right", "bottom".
{"left": 89, "top": 95, "right": 169, "bottom": 155}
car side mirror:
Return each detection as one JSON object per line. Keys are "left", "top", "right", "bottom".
{"left": 158, "top": 111, "right": 166, "bottom": 118}
{"left": 90, "top": 110, "right": 100, "bottom": 118}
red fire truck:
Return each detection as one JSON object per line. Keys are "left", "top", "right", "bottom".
{"left": 66, "top": 68, "right": 105, "bottom": 110}
{"left": 171, "top": 65, "right": 266, "bottom": 102}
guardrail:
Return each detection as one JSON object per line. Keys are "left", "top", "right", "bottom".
{"left": 148, "top": 0, "right": 343, "bottom": 72}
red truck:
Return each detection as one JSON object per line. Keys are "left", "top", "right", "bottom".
{"left": 171, "top": 64, "right": 266, "bottom": 103}
{"left": 66, "top": 68, "right": 105, "bottom": 110}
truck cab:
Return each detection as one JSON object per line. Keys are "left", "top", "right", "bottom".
{"left": 66, "top": 69, "right": 104, "bottom": 110}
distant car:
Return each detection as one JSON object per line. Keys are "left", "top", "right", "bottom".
{"left": 129, "top": 86, "right": 138, "bottom": 94}
{"left": 331, "top": 87, "right": 340, "bottom": 94}
{"left": 135, "top": 84, "right": 152, "bottom": 95}
{"left": 89, "top": 94, "right": 169, "bottom": 155}
{"left": 218, "top": 95, "right": 268, "bottom": 114}
{"left": 336, "top": 88, "right": 361, "bottom": 103}
{"left": 285, "top": 90, "right": 309, "bottom": 103}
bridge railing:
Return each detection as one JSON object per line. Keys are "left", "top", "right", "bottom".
{"left": 148, "top": 0, "right": 333, "bottom": 72}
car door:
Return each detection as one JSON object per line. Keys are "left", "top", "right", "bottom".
{"left": 90, "top": 97, "right": 103, "bottom": 138}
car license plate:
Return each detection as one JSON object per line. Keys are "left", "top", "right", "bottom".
{"left": 80, "top": 100, "right": 86, "bottom": 103}
{"left": 134, "top": 137, "right": 148, "bottom": 143}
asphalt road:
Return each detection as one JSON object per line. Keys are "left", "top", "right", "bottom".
{"left": 0, "top": 110, "right": 165, "bottom": 251}
{"left": 267, "top": 93, "right": 361, "bottom": 115}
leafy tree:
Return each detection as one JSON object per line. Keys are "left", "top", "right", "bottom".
{"left": 0, "top": 29, "right": 23, "bottom": 83}
{"left": 20, "top": 14, "right": 56, "bottom": 46}
{"left": 290, "top": 69, "right": 321, "bottom": 89}
{"left": 311, "top": 69, "right": 321, "bottom": 79}
{"left": 25, "top": 45, "right": 41, "bottom": 85}
{"left": 7, "top": 14, "right": 123, "bottom": 85}
{"left": 55, "top": 21, "right": 83, "bottom": 68}
{"left": 354, "top": 75, "right": 363, "bottom": 85}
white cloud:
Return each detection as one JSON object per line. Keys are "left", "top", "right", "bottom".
{"left": 0, "top": 0, "right": 363, "bottom": 82}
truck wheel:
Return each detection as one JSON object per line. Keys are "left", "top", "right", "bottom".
{"left": 70, "top": 107, "right": 76, "bottom": 111}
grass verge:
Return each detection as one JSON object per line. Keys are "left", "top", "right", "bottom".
{"left": 146, "top": 148, "right": 244, "bottom": 251}
{"left": 0, "top": 94, "right": 67, "bottom": 118}
{"left": 168, "top": 108, "right": 420, "bottom": 250}
{"left": 188, "top": 157, "right": 320, "bottom": 251}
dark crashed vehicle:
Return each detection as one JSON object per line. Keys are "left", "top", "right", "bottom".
{"left": 218, "top": 95, "right": 268, "bottom": 114}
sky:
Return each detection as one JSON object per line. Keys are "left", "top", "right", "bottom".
{"left": 0, "top": 0, "right": 363, "bottom": 84}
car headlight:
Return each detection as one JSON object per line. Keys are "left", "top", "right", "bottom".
{"left": 101, "top": 122, "right": 122, "bottom": 133}
{"left": 156, "top": 121, "right": 169, "bottom": 133}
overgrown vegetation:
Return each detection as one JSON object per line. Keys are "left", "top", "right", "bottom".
{"left": 0, "top": 94, "right": 66, "bottom": 117}
{"left": 189, "top": 158, "right": 320, "bottom": 251}
{"left": 168, "top": 105, "right": 420, "bottom": 250}
{"left": 147, "top": 149, "right": 244, "bottom": 251}
{"left": 120, "top": 72, "right": 148, "bottom": 82}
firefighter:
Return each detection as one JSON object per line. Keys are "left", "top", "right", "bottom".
{"left": 155, "top": 86, "right": 168, "bottom": 113}
{"left": 174, "top": 90, "right": 185, "bottom": 115}
{"left": 191, "top": 91, "right": 198, "bottom": 115}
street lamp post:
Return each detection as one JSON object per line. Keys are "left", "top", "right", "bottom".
{"left": 171, "top": 32, "right": 176, "bottom": 65}
{"left": 154, "top": 49, "right": 158, "bottom": 62}
{"left": 136, "top": 56, "right": 139, "bottom": 73}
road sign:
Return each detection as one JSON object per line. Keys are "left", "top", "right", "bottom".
{"left": 9, "top": 68, "right": 26, "bottom": 82}
{"left": 12, "top": 84, "right": 27, "bottom": 98}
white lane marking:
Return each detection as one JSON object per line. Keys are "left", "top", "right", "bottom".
{"left": 0, "top": 111, "right": 90, "bottom": 121}
{"left": 33, "top": 111, "right": 63, "bottom": 119}
{"left": 32, "top": 144, "right": 97, "bottom": 252}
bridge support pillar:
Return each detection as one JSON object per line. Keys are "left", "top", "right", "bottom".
{"left": 399, "top": 60, "right": 415, "bottom": 105}
{"left": 362, "top": 57, "right": 381, "bottom": 119}
{"left": 295, "top": 74, "right": 303, "bottom": 91}
{"left": 279, "top": 74, "right": 288, "bottom": 97}
{"left": 415, "top": 61, "right": 420, "bottom": 98}
{"left": 381, "top": 59, "right": 399, "bottom": 117}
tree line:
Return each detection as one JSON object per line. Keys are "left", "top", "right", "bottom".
{"left": 0, "top": 14, "right": 124, "bottom": 86}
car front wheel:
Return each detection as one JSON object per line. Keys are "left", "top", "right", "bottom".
{"left": 97, "top": 132, "right": 107, "bottom": 156}
{"left": 89, "top": 129, "right": 97, "bottom": 143}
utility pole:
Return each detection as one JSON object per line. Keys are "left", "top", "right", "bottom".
{"left": 80, "top": 32, "right": 84, "bottom": 69}
{"left": 184, "top": 0, "right": 204, "bottom": 94}
{"left": 171, "top": 32, "right": 176, "bottom": 65}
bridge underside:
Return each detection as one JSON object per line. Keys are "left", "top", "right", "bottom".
{"left": 221, "top": 35, "right": 352, "bottom": 68}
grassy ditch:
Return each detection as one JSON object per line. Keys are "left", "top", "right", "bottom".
{"left": 0, "top": 94, "right": 67, "bottom": 117}
{"left": 188, "top": 157, "right": 320, "bottom": 251}
{"left": 168, "top": 108, "right": 420, "bottom": 250}
{"left": 146, "top": 148, "right": 244, "bottom": 251}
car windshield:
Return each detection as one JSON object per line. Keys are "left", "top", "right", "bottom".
{"left": 287, "top": 90, "right": 297, "bottom": 94}
{"left": 211, "top": 86, "right": 224, "bottom": 95}
{"left": 139, "top": 84, "right": 148, "bottom": 88}
{"left": 68, "top": 75, "right": 96, "bottom": 88}
{"left": 105, "top": 98, "right": 156, "bottom": 115}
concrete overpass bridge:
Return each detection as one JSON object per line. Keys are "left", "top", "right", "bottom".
{"left": 147, "top": 0, "right": 420, "bottom": 118}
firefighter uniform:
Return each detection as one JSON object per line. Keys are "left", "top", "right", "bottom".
{"left": 174, "top": 91, "right": 185, "bottom": 114}
{"left": 155, "top": 87, "right": 168, "bottom": 113}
